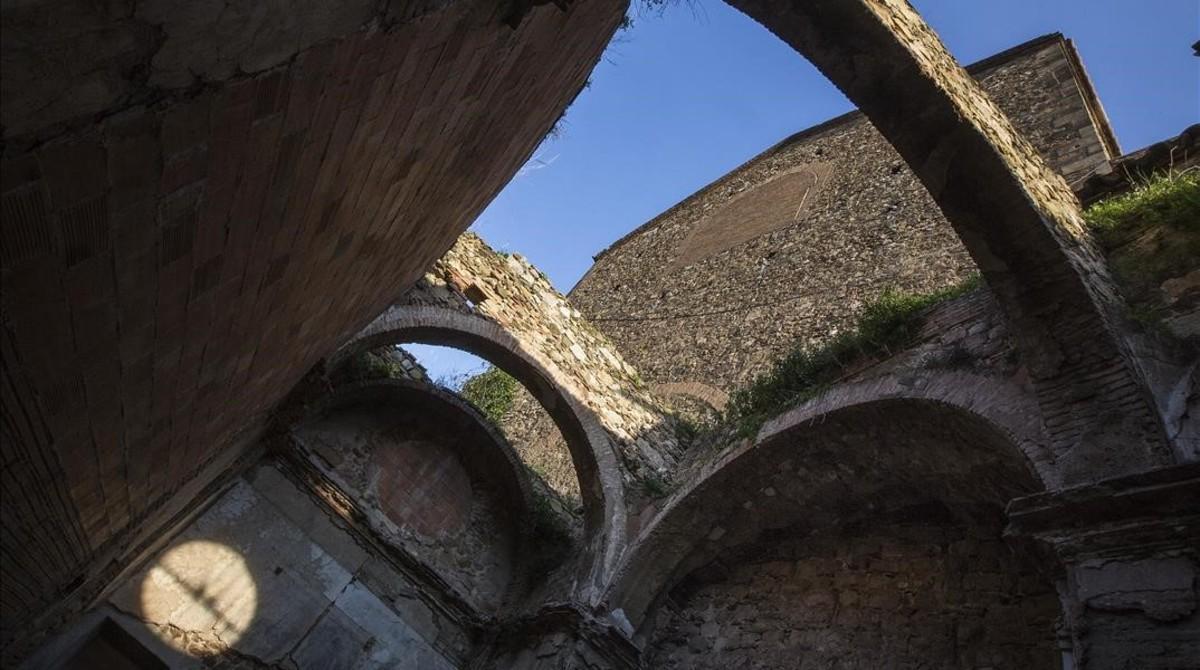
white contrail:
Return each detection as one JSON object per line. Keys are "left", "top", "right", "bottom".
{"left": 516, "top": 152, "right": 560, "bottom": 177}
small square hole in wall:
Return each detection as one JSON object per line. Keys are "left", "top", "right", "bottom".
{"left": 464, "top": 284, "right": 487, "bottom": 306}
{"left": 63, "top": 618, "right": 167, "bottom": 670}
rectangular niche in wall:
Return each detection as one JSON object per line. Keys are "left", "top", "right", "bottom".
{"left": 63, "top": 618, "right": 167, "bottom": 670}
{"left": 670, "top": 163, "right": 832, "bottom": 270}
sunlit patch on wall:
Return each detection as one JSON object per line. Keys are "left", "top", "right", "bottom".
{"left": 139, "top": 540, "right": 257, "bottom": 654}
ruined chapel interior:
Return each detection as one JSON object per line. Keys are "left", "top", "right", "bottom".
{"left": 2, "top": 0, "right": 1198, "bottom": 668}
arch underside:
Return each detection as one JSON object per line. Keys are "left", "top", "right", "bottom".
{"left": 643, "top": 505, "right": 1061, "bottom": 668}
{"left": 608, "top": 392, "right": 1048, "bottom": 632}
{"left": 298, "top": 379, "right": 536, "bottom": 523}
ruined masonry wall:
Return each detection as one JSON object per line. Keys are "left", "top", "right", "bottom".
{"left": 402, "top": 234, "right": 682, "bottom": 486}
{"left": 569, "top": 36, "right": 1114, "bottom": 394}
{"left": 397, "top": 275, "right": 588, "bottom": 501}
{"left": 499, "top": 383, "right": 583, "bottom": 502}
{"left": 645, "top": 521, "right": 1060, "bottom": 669}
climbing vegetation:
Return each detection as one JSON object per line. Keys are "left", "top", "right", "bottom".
{"left": 460, "top": 366, "right": 519, "bottom": 425}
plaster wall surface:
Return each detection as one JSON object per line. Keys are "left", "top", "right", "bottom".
{"left": 1067, "top": 556, "right": 1200, "bottom": 669}
{"left": 1, "top": 0, "right": 458, "bottom": 141}
{"left": 1006, "top": 464, "right": 1200, "bottom": 670}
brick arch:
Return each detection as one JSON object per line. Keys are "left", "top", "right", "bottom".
{"left": 651, "top": 382, "right": 730, "bottom": 413}
{"left": 330, "top": 304, "right": 628, "bottom": 596}
{"left": 724, "top": 0, "right": 1176, "bottom": 478}
{"left": 296, "top": 378, "right": 537, "bottom": 608}
{"left": 604, "top": 374, "right": 1050, "bottom": 633}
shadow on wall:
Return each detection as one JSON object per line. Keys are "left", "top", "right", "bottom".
{"left": 643, "top": 510, "right": 1063, "bottom": 669}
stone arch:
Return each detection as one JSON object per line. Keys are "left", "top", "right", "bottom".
{"left": 330, "top": 304, "right": 627, "bottom": 597}
{"left": 757, "top": 370, "right": 1056, "bottom": 486}
{"left": 605, "top": 371, "right": 1053, "bottom": 633}
{"left": 722, "top": 0, "right": 1175, "bottom": 478}
{"left": 651, "top": 382, "right": 730, "bottom": 414}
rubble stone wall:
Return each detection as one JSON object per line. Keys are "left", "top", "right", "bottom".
{"left": 644, "top": 520, "right": 1060, "bottom": 669}
{"left": 499, "top": 384, "right": 584, "bottom": 502}
{"left": 399, "top": 234, "right": 683, "bottom": 490}
{"left": 569, "top": 35, "right": 1114, "bottom": 394}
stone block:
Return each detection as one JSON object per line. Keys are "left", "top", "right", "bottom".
{"left": 1076, "top": 557, "right": 1197, "bottom": 621}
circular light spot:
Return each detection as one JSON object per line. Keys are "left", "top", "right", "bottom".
{"left": 139, "top": 540, "right": 257, "bottom": 654}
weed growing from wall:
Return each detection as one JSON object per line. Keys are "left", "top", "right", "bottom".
{"left": 1085, "top": 169, "right": 1199, "bottom": 243}
{"left": 1084, "top": 169, "right": 1200, "bottom": 326}
{"left": 640, "top": 471, "right": 670, "bottom": 498}
{"left": 724, "top": 276, "right": 982, "bottom": 436}
{"left": 711, "top": 170, "right": 1199, "bottom": 440}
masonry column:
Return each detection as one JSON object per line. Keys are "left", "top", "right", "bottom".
{"left": 1007, "top": 464, "right": 1200, "bottom": 668}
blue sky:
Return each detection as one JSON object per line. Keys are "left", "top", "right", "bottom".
{"left": 409, "top": 0, "right": 1200, "bottom": 380}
